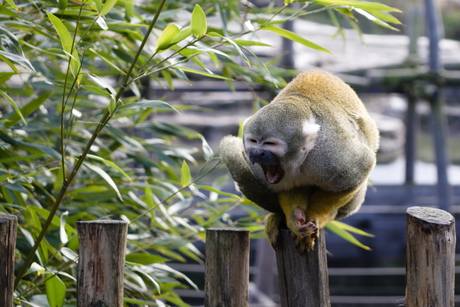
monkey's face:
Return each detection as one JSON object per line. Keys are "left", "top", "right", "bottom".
{"left": 243, "top": 134, "right": 287, "bottom": 184}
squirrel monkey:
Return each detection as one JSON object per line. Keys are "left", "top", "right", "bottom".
{"left": 219, "top": 70, "right": 379, "bottom": 252}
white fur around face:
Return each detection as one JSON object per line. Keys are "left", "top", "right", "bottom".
{"left": 301, "top": 119, "right": 320, "bottom": 152}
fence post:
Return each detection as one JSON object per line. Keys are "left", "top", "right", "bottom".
{"left": 204, "top": 228, "right": 250, "bottom": 307}
{"left": 76, "top": 220, "right": 128, "bottom": 307}
{"left": 275, "top": 229, "right": 330, "bottom": 307}
{"left": 406, "top": 206, "right": 455, "bottom": 307}
{"left": 0, "top": 214, "right": 17, "bottom": 307}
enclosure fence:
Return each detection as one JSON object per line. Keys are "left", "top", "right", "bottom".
{"left": 0, "top": 206, "right": 456, "bottom": 306}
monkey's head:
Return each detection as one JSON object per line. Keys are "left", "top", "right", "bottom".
{"left": 242, "top": 100, "right": 320, "bottom": 185}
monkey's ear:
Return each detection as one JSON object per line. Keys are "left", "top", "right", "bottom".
{"left": 301, "top": 120, "right": 320, "bottom": 152}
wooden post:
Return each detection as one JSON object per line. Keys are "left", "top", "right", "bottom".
{"left": 275, "top": 229, "right": 330, "bottom": 307}
{"left": 204, "top": 228, "right": 250, "bottom": 307}
{"left": 76, "top": 220, "right": 128, "bottom": 307}
{"left": 406, "top": 206, "right": 456, "bottom": 307}
{"left": 0, "top": 214, "right": 17, "bottom": 307}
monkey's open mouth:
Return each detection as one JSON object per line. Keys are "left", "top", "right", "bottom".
{"left": 259, "top": 163, "right": 285, "bottom": 184}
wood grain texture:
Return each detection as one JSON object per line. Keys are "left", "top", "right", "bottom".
{"left": 204, "top": 228, "right": 250, "bottom": 307}
{"left": 406, "top": 206, "right": 456, "bottom": 307}
{"left": 0, "top": 214, "right": 17, "bottom": 307}
{"left": 76, "top": 220, "right": 128, "bottom": 307}
{"left": 275, "top": 229, "right": 330, "bottom": 307}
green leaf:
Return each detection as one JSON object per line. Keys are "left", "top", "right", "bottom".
{"left": 354, "top": 8, "right": 399, "bottom": 31}
{"left": 126, "top": 253, "right": 169, "bottom": 264}
{"left": 156, "top": 24, "right": 181, "bottom": 51}
{"left": 87, "top": 154, "right": 132, "bottom": 182}
{"left": 200, "top": 135, "right": 213, "bottom": 160}
{"left": 3, "top": 0, "right": 19, "bottom": 11}
{"left": 175, "top": 66, "right": 232, "bottom": 80}
{"left": 195, "top": 185, "right": 240, "bottom": 199}
{"left": 46, "top": 12, "right": 81, "bottom": 79}
{"left": 170, "top": 27, "right": 192, "bottom": 45}
{"left": 0, "top": 89, "right": 26, "bottom": 125}
{"left": 191, "top": 4, "right": 207, "bottom": 37}
{"left": 313, "top": 0, "right": 401, "bottom": 12}
{"left": 326, "top": 220, "right": 372, "bottom": 250}
{"left": 261, "top": 26, "right": 332, "bottom": 54}
{"left": 5, "top": 90, "right": 53, "bottom": 128}
{"left": 330, "top": 220, "right": 374, "bottom": 237}
{"left": 181, "top": 160, "right": 191, "bottom": 187}
{"left": 119, "top": 99, "right": 178, "bottom": 112}
{"left": 83, "top": 162, "right": 123, "bottom": 201}
{"left": 45, "top": 274, "right": 66, "bottom": 307}
{"left": 59, "top": 211, "right": 69, "bottom": 245}
{"left": 94, "top": 0, "right": 103, "bottom": 13}
{"left": 87, "top": 73, "right": 116, "bottom": 96}
{"left": 100, "top": 0, "right": 118, "bottom": 16}
{"left": 207, "top": 32, "right": 250, "bottom": 65}
{"left": 0, "top": 51, "right": 36, "bottom": 73}
{"left": 232, "top": 40, "right": 273, "bottom": 47}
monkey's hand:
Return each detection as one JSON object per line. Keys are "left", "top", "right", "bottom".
{"left": 287, "top": 207, "right": 318, "bottom": 253}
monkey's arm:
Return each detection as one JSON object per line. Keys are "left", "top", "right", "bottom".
{"left": 219, "top": 136, "right": 283, "bottom": 215}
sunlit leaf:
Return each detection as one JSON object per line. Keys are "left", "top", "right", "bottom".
{"left": 5, "top": 90, "right": 53, "bottom": 128}
{"left": 126, "top": 253, "right": 169, "bottom": 264}
{"left": 156, "top": 24, "right": 181, "bottom": 51}
{"left": 87, "top": 154, "right": 132, "bottom": 182}
{"left": 313, "top": 0, "right": 401, "bottom": 12}
{"left": 0, "top": 51, "right": 36, "bottom": 73}
{"left": 0, "top": 89, "right": 26, "bottom": 125}
{"left": 119, "top": 99, "right": 178, "bottom": 113}
{"left": 170, "top": 27, "right": 192, "bottom": 45}
{"left": 261, "top": 26, "right": 332, "bottom": 54}
{"left": 191, "top": 4, "right": 207, "bottom": 37}
{"left": 175, "top": 66, "right": 232, "bottom": 80}
{"left": 83, "top": 162, "right": 123, "bottom": 201}
{"left": 100, "top": 0, "right": 118, "bottom": 16}
{"left": 59, "top": 211, "right": 69, "bottom": 245}
{"left": 181, "top": 160, "right": 191, "bottom": 187}
{"left": 354, "top": 8, "right": 399, "bottom": 31}
{"left": 45, "top": 274, "right": 66, "bottom": 307}
{"left": 326, "top": 220, "right": 372, "bottom": 250}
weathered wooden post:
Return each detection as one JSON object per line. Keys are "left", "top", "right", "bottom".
{"left": 406, "top": 206, "right": 456, "bottom": 307}
{"left": 76, "top": 220, "right": 128, "bottom": 307}
{"left": 0, "top": 214, "right": 17, "bottom": 307}
{"left": 204, "top": 228, "right": 250, "bottom": 307}
{"left": 275, "top": 229, "right": 330, "bottom": 307}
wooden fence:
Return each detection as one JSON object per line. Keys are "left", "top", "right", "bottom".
{"left": 0, "top": 206, "right": 456, "bottom": 306}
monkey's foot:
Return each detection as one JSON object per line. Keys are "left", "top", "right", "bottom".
{"left": 264, "top": 213, "right": 284, "bottom": 250}
{"left": 287, "top": 208, "right": 318, "bottom": 253}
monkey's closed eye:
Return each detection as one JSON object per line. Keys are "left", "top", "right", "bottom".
{"left": 264, "top": 142, "right": 276, "bottom": 146}
{"left": 249, "top": 139, "right": 257, "bottom": 143}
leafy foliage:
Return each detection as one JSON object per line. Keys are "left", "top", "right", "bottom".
{"left": 0, "top": 0, "right": 399, "bottom": 305}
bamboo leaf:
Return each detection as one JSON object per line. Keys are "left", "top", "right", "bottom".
{"left": 46, "top": 12, "right": 81, "bottom": 79}
{"left": 5, "top": 90, "right": 53, "bottom": 128}
{"left": 330, "top": 220, "right": 374, "bottom": 237}
{"left": 59, "top": 211, "right": 68, "bottom": 245}
{"left": 313, "top": 0, "right": 401, "bottom": 12}
{"left": 45, "top": 274, "right": 66, "bottom": 307}
{"left": 175, "top": 66, "right": 232, "bottom": 81}
{"left": 191, "top": 4, "right": 207, "bottom": 37}
{"left": 261, "top": 26, "right": 332, "bottom": 54}
{"left": 87, "top": 74, "right": 116, "bottom": 96}
{"left": 354, "top": 8, "right": 399, "bottom": 31}
{"left": 0, "top": 89, "right": 27, "bottom": 126}
{"left": 126, "top": 253, "right": 169, "bottom": 264}
{"left": 195, "top": 185, "right": 240, "bottom": 199}
{"left": 232, "top": 40, "right": 273, "bottom": 47}
{"left": 156, "top": 24, "right": 181, "bottom": 51}
{"left": 181, "top": 160, "right": 191, "bottom": 187}
{"left": 0, "top": 51, "right": 36, "bottom": 73}
{"left": 170, "top": 27, "right": 192, "bottom": 45}
{"left": 326, "top": 221, "right": 372, "bottom": 250}
{"left": 3, "top": 0, "right": 19, "bottom": 11}
{"left": 100, "top": 0, "right": 118, "bottom": 16}
{"left": 119, "top": 99, "right": 178, "bottom": 113}
{"left": 83, "top": 162, "right": 123, "bottom": 201}
{"left": 86, "top": 154, "right": 132, "bottom": 182}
